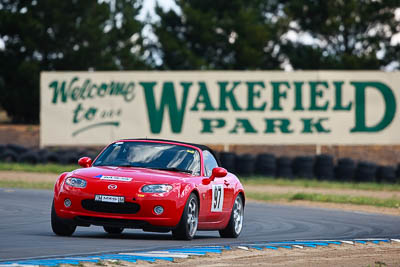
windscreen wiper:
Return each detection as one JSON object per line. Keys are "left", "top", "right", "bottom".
{"left": 151, "top": 167, "right": 192, "bottom": 174}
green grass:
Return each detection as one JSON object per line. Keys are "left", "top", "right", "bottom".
{"left": 242, "top": 177, "right": 400, "bottom": 191}
{"left": 0, "top": 180, "right": 54, "bottom": 190}
{"left": 0, "top": 162, "right": 77, "bottom": 173}
{"left": 246, "top": 192, "right": 400, "bottom": 208}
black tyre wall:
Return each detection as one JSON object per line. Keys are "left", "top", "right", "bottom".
{"left": 18, "top": 151, "right": 40, "bottom": 164}
{"left": 6, "top": 144, "right": 28, "bottom": 154}
{"left": 235, "top": 154, "right": 255, "bottom": 176}
{"left": 292, "top": 156, "right": 314, "bottom": 178}
{"left": 334, "top": 158, "right": 356, "bottom": 181}
{"left": 255, "top": 153, "right": 276, "bottom": 177}
{"left": 219, "top": 152, "right": 236, "bottom": 173}
{"left": 314, "top": 154, "right": 334, "bottom": 180}
{"left": 376, "top": 166, "right": 396, "bottom": 183}
{"left": 0, "top": 149, "right": 18, "bottom": 162}
{"left": 43, "top": 152, "right": 64, "bottom": 164}
{"left": 0, "top": 144, "right": 5, "bottom": 154}
{"left": 276, "top": 156, "right": 293, "bottom": 178}
{"left": 396, "top": 163, "right": 400, "bottom": 180}
{"left": 355, "top": 161, "right": 377, "bottom": 182}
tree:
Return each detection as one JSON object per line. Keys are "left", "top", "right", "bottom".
{"left": 281, "top": 0, "right": 400, "bottom": 70}
{"left": 0, "top": 0, "right": 147, "bottom": 123}
{"left": 151, "top": 0, "right": 289, "bottom": 70}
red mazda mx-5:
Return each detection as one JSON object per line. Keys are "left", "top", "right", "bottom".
{"left": 52, "top": 139, "right": 245, "bottom": 240}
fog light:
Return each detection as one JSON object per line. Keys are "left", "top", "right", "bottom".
{"left": 154, "top": 206, "right": 164, "bottom": 215}
{"left": 64, "top": 198, "right": 72, "bottom": 208}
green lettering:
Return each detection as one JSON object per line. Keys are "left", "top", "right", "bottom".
{"left": 246, "top": 81, "right": 266, "bottom": 111}
{"left": 229, "top": 118, "right": 257, "bottom": 134}
{"left": 271, "top": 81, "right": 290, "bottom": 111}
{"left": 78, "top": 79, "right": 90, "bottom": 100}
{"left": 97, "top": 83, "right": 107, "bottom": 97}
{"left": 350, "top": 82, "right": 396, "bottom": 132}
{"left": 48, "top": 77, "right": 78, "bottom": 104}
{"left": 124, "top": 82, "right": 135, "bottom": 102}
{"left": 73, "top": 103, "right": 84, "bottom": 123}
{"left": 309, "top": 81, "right": 329, "bottom": 111}
{"left": 190, "top": 82, "right": 215, "bottom": 111}
{"left": 218, "top": 81, "right": 242, "bottom": 111}
{"left": 301, "top": 118, "right": 331, "bottom": 133}
{"left": 264, "top": 118, "right": 293, "bottom": 133}
{"left": 333, "top": 81, "right": 352, "bottom": 111}
{"left": 293, "top": 81, "right": 304, "bottom": 111}
{"left": 200, "top": 118, "right": 225, "bottom": 133}
{"left": 141, "top": 81, "right": 191, "bottom": 134}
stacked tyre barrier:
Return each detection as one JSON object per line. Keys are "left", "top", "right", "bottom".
{"left": 1, "top": 143, "right": 400, "bottom": 184}
{"left": 292, "top": 156, "right": 314, "bottom": 179}
{"left": 220, "top": 151, "right": 399, "bottom": 184}
{"left": 314, "top": 154, "right": 334, "bottom": 180}
{"left": 334, "top": 158, "right": 356, "bottom": 181}
{"left": 255, "top": 153, "right": 276, "bottom": 177}
{"left": 0, "top": 144, "right": 99, "bottom": 165}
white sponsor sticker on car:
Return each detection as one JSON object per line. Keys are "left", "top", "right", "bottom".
{"left": 100, "top": 176, "right": 132, "bottom": 182}
{"left": 95, "top": 195, "right": 125, "bottom": 203}
{"left": 211, "top": 184, "right": 224, "bottom": 212}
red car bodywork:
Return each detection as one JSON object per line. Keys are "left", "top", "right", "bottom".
{"left": 53, "top": 139, "right": 245, "bottom": 232}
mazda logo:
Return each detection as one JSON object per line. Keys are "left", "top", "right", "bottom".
{"left": 108, "top": 184, "right": 117, "bottom": 190}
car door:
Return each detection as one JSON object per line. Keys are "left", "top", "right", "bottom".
{"left": 202, "top": 150, "right": 226, "bottom": 222}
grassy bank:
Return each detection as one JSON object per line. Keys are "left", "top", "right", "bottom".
{"left": 247, "top": 192, "right": 400, "bottom": 208}
{"left": 0, "top": 162, "right": 77, "bottom": 173}
{"left": 0, "top": 180, "right": 54, "bottom": 190}
{"left": 1, "top": 163, "right": 400, "bottom": 191}
{"left": 1, "top": 163, "right": 399, "bottom": 209}
{"left": 242, "top": 177, "right": 400, "bottom": 191}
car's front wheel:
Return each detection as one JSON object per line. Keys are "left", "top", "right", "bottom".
{"left": 172, "top": 193, "right": 199, "bottom": 240}
{"left": 219, "top": 194, "right": 244, "bottom": 238}
{"left": 103, "top": 226, "right": 124, "bottom": 234}
{"left": 51, "top": 201, "right": 76, "bottom": 236}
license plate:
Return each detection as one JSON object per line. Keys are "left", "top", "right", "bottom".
{"left": 95, "top": 195, "right": 124, "bottom": 203}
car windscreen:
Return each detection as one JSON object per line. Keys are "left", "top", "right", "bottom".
{"left": 93, "top": 141, "right": 201, "bottom": 175}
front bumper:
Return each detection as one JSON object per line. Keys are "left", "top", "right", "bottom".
{"left": 54, "top": 187, "right": 184, "bottom": 229}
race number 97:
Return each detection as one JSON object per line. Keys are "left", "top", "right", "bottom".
{"left": 211, "top": 184, "right": 224, "bottom": 212}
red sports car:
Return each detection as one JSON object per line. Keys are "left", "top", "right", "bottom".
{"left": 52, "top": 139, "right": 245, "bottom": 240}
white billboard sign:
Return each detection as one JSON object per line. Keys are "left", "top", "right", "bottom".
{"left": 40, "top": 71, "right": 399, "bottom": 146}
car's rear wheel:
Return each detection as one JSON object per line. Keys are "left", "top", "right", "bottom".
{"left": 103, "top": 226, "right": 124, "bottom": 234}
{"left": 219, "top": 194, "right": 244, "bottom": 238}
{"left": 172, "top": 193, "right": 198, "bottom": 240}
{"left": 51, "top": 201, "right": 76, "bottom": 236}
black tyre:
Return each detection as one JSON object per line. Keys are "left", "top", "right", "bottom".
{"left": 355, "top": 161, "right": 377, "bottom": 182}
{"left": 292, "top": 156, "right": 314, "bottom": 179}
{"left": 6, "top": 144, "right": 28, "bottom": 154}
{"left": 0, "top": 149, "right": 18, "bottom": 162}
{"left": 219, "top": 152, "right": 236, "bottom": 173}
{"left": 235, "top": 154, "right": 256, "bottom": 176}
{"left": 44, "top": 152, "right": 64, "bottom": 164}
{"left": 314, "top": 154, "right": 334, "bottom": 180}
{"left": 276, "top": 156, "right": 293, "bottom": 178}
{"left": 334, "top": 158, "right": 356, "bottom": 181}
{"left": 18, "top": 151, "right": 40, "bottom": 164}
{"left": 255, "top": 153, "right": 276, "bottom": 177}
{"left": 172, "top": 193, "right": 199, "bottom": 240}
{"left": 51, "top": 201, "right": 76, "bottom": 236}
{"left": 219, "top": 194, "right": 244, "bottom": 238}
{"left": 376, "top": 166, "right": 396, "bottom": 184}
{"left": 103, "top": 226, "right": 124, "bottom": 234}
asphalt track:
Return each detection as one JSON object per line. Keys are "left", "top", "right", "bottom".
{"left": 1, "top": 188, "right": 400, "bottom": 262}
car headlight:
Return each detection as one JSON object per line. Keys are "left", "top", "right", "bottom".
{"left": 65, "top": 177, "right": 87, "bottom": 188}
{"left": 141, "top": 184, "right": 173, "bottom": 193}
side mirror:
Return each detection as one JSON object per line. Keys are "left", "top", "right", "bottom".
{"left": 208, "top": 167, "right": 227, "bottom": 182}
{"left": 78, "top": 157, "right": 92, "bottom": 168}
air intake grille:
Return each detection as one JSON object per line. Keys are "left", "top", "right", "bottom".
{"left": 81, "top": 199, "right": 140, "bottom": 214}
